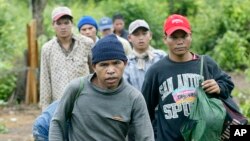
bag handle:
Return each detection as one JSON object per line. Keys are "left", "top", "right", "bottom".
{"left": 200, "top": 55, "right": 204, "bottom": 84}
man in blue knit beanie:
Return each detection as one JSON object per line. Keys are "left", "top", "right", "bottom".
{"left": 49, "top": 34, "right": 154, "bottom": 140}
{"left": 77, "top": 16, "right": 99, "bottom": 43}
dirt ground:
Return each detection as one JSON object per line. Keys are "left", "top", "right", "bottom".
{"left": 0, "top": 72, "right": 249, "bottom": 141}
{"left": 0, "top": 104, "right": 41, "bottom": 141}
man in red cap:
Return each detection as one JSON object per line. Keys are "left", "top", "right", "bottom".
{"left": 39, "top": 6, "right": 94, "bottom": 111}
{"left": 141, "top": 14, "right": 234, "bottom": 141}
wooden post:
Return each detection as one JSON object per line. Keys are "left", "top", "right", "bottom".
{"left": 25, "top": 19, "right": 38, "bottom": 104}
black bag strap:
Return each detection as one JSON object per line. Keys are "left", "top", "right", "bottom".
{"left": 202, "top": 55, "right": 211, "bottom": 81}
{"left": 68, "top": 78, "right": 84, "bottom": 118}
{"left": 200, "top": 55, "right": 204, "bottom": 76}
{"left": 199, "top": 55, "right": 204, "bottom": 85}
{"left": 75, "top": 78, "right": 84, "bottom": 101}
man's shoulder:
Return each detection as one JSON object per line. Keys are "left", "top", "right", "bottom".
{"left": 147, "top": 57, "right": 166, "bottom": 72}
{"left": 41, "top": 38, "right": 57, "bottom": 53}
{"left": 42, "top": 37, "right": 56, "bottom": 47}
{"left": 69, "top": 75, "right": 89, "bottom": 86}
{"left": 75, "top": 34, "right": 94, "bottom": 47}
{"left": 123, "top": 80, "right": 142, "bottom": 96}
{"left": 150, "top": 47, "right": 166, "bottom": 57}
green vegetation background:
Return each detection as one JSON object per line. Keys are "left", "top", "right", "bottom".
{"left": 0, "top": 0, "right": 250, "bottom": 120}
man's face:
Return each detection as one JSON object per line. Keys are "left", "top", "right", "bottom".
{"left": 53, "top": 18, "right": 73, "bottom": 38}
{"left": 79, "top": 24, "right": 97, "bottom": 41}
{"left": 101, "top": 28, "right": 112, "bottom": 37}
{"left": 92, "top": 60, "right": 126, "bottom": 90}
{"left": 164, "top": 30, "right": 192, "bottom": 57}
{"left": 128, "top": 27, "right": 152, "bottom": 53}
{"left": 113, "top": 19, "right": 125, "bottom": 32}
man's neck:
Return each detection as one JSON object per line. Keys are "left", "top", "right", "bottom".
{"left": 58, "top": 34, "right": 72, "bottom": 43}
{"left": 169, "top": 52, "right": 193, "bottom": 62}
{"left": 57, "top": 35, "right": 73, "bottom": 50}
{"left": 114, "top": 30, "right": 122, "bottom": 36}
{"left": 134, "top": 46, "right": 149, "bottom": 54}
{"left": 91, "top": 36, "right": 97, "bottom": 43}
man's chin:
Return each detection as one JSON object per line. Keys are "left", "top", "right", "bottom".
{"left": 106, "top": 82, "right": 119, "bottom": 89}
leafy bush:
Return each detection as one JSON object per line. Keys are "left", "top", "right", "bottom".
{"left": 0, "top": 123, "right": 8, "bottom": 134}
{"left": 0, "top": 74, "right": 17, "bottom": 101}
{"left": 212, "top": 31, "right": 248, "bottom": 71}
{"left": 246, "top": 69, "right": 250, "bottom": 81}
{"left": 241, "top": 99, "right": 250, "bottom": 122}
{"left": 232, "top": 89, "right": 250, "bottom": 122}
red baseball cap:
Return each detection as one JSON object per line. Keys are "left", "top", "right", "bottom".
{"left": 164, "top": 14, "right": 191, "bottom": 35}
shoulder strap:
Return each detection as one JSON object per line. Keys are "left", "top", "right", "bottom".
{"left": 199, "top": 55, "right": 204, "bottom": 84}
{"left": 202, "top": 55, "right": 212, "bottom": 80}
{"left": 68, "top": 78, "right": 84, "bottom": 118}
{"left": 200, "top": 55, "right": 204, "bottom": 77}
{"left": 75, "top": 78, "right": 84, "bottom": 101}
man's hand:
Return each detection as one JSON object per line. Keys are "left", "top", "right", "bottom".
{"left": 201, "top": 79, "right": 220, "bottom": 94}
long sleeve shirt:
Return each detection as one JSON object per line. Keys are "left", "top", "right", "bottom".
{"left": 39, "top": 34, "right": 93, "bottom": 111}
{"left": 142, "top": 55, "right": 234, "bottom": 141}
{"left": 124, "top": 47, "right": 166, "bottom": 91}
{"left": 49, "top": 74, "right": 154, "bottom": 141}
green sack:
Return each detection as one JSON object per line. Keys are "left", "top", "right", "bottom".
{"left": 180, "top": 56, "right": 226, "bottom": 141}
{"left": 181, "top": 87, "right": 226, "bottom": 141}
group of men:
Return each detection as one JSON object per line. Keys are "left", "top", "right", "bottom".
{"left": 33, "top": 6, "right": 234, "bottom": 141}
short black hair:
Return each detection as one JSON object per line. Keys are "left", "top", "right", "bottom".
{"left": 60, "top": 15, "right": 73, "bottom": 22}
{"left": 112, "top": 13, "right": 124, "bottom": 22}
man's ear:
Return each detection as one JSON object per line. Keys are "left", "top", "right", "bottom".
{"left": 92, "top": 64, "right": 96, "bottom": 72}
{"left": 128, "top": 34, "right": 132, "bottom": 42}
{"left": 189, "top": 33, "right": 192, "bottom": 42}
{"left": 149, "top": 31, "right": 153, "bottom": 40}
{"left": 123, "top": 61, "right": 128, "bottom": 66}
{"left": 163, "top": 34, "right": 168, "bottom": 44}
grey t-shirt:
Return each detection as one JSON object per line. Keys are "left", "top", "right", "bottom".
{"left": 49, "top": 74, "right": 154, "bottom": 141}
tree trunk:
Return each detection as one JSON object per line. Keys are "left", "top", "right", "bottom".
{"left": 31, "top": 0, "right": 47, "bottom": 37}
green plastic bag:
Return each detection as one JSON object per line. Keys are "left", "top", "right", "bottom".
{"left": 180, "top": 56, "right": 226, "bottom": 141}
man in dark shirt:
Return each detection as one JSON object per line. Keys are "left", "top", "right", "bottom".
{"left": 112, "top": 13, "right": 129, "bottom": 40}
{"left": 142, "top": 14, "right": 234, "bottom": 141}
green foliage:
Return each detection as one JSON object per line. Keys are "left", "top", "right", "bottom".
{"left": 98, "top": 0, "right": 168, "bottom": 49}
{"left": 220, "top": 0, "right": 250, "bottom": 55}
{"left": 0, "top": 0, "right": 31, "bottom": 62}
{"left": 212, "top": 31, "right": 248, "bottom": 71}
{"left": 246, "top": 68, "right": 250, "bottom": 81}
{"left": 232, "top": 89, "right": 250, "bottom": 122}
{"left": 241, "top": 99, "right": 250, "bottom": 122}
{"left": 168, "top": 0, "right": 198, "bottom": 16}
{"left": 0, "top": 0, "right": 30, "bottom": 95}
{"left": 191, "top": 0, "right": 223, "bottom": 54}
{"left": 190, "top": 0, "right": 250, "bottom": 73}
{"left": 0, "top": 74, "right": 17, "bottom": 101}
{"left": 0, "top": 123, "right": 8, "bottom": 134}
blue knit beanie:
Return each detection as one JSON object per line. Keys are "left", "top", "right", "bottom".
{"left": 77, "top": 16, "right": 98, "bottom": 31}
{"left": 92, "top": 34, "right": 127, "bottom": 64}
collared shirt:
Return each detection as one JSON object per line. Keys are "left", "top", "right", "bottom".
{"left": 39, "top": 34, "right": 94, "bottom": 111}
{"left": 124, "top": 47, "right": 166, "bottom": 91}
